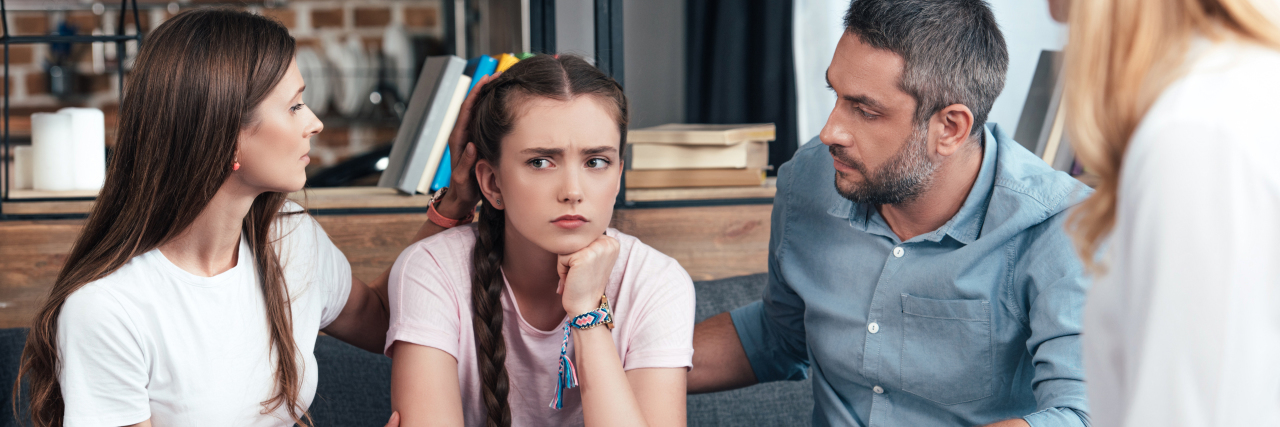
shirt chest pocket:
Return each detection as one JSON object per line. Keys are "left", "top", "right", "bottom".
{"left": 898, "top": 294, "right": 993, "bottom": 405}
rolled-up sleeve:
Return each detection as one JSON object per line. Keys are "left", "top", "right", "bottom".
{"left": 1020, "top": 213, "right": 1091, "bottom": 427}
{"left": 730, "top": 165, "right": 810, "bottom": 383}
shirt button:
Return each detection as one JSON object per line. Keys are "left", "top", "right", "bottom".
{"left": 893, "top": 247, "right": 904, "bottom": 257}
{"left": 873, "top": 385, "right": 884, "bottom": 394}
{"left": 868, "top": 322, "right": 879, "bottom": 334}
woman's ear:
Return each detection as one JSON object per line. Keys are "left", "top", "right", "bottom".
{"left": 475, "top": 158, "right": 504, "bottom": 210}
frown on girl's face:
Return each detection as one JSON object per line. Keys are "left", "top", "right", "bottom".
{"left": 476, "top": 95, "right": 623, "bottom": 256}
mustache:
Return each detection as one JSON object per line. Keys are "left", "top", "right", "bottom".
{"left": 829, "top": 145, "right": 866, "bottom": 174}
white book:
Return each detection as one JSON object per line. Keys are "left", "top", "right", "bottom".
{"left": 378, "top": 55, "right": 466, "bottom": 194}
{"left": 416, "top": 75, "right": 472, "bottom": 194}
{"left": 630, "top": 140, "right": 769, "bottom": 170}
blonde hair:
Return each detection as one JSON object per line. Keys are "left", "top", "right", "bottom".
{"left": 1063, "top": 0, "right": 1280, "bottom": 270}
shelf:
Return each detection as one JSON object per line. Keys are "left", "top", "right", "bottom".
{"left": 0, "top": 186, "right": 432, "bottom": 219}
{"left": 0, "top": 34, "right": 141, "bottom": 44}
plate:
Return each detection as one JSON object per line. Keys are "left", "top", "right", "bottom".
{"left": 382, "top": 24, "right": 415, "bottom": 100}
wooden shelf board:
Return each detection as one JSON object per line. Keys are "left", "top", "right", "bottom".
{"left": 2, "top": 186, "right": 430, "bottom": 216}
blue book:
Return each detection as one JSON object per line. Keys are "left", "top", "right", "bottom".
{"left": 431, "top": 55, "right": 500, "bottom": 192}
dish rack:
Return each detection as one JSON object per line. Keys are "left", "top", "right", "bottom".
{"left": 0, "top": 0, "right": 144, "bottom": 220}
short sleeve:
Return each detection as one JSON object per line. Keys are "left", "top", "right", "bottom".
{"left": 58, "top": 286, "right": 152, "bottom": 427}
{"left": 384, "top": 242, "right": 464, "bottom": 359}
{"left": 276, "top": 205, "right": 352, "bottom": 329}
{"left": 620, "top": 260, "right": 696, "bottom": 371}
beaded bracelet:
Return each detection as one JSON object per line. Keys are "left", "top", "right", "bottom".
{"left": 550, "top": 306, "right": 613, "bottom": 410}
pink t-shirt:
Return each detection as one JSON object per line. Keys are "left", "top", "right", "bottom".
{"left": 385, "top": 225, "right": 696, "bottom": 427}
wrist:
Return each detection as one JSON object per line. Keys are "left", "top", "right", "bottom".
{"left": 437, "top": 191, "right": 475, "bottom": 220}
{"left": 564, "top": 301, "right": 599, "bottom": 317}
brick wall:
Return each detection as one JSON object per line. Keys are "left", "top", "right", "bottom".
{"left": 2, "top": 1, "right": 444, "bottom": 179}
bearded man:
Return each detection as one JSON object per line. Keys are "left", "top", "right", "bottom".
{"left": 687, "top": 1, "right": 1092, "bottom": 426}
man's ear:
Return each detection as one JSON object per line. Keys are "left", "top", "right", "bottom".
{"left": 475, "top": 159, "right": 504, "bottom": 210}
{"left": 931, "top": 103, "right": 975, "bottom": 157}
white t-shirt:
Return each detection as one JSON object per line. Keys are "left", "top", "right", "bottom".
{"left": 57, "top": 201, "right": 353, "bottom": 427}
{"left": 1083, "top": 39, "right": 1280, "bottom": 426}
{"left": 385, "top": 225, "right": 696, "bottom": 427}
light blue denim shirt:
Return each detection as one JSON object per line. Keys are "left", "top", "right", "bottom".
{"left": 732, "top": 124, "right": 1092, "bottom": 427}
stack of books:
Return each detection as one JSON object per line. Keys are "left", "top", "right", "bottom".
{"left": 625, "top": 124, "right": 775, "bottom": 189}
{"left": 378, "top": 52, "right": 534, "bottom": 195}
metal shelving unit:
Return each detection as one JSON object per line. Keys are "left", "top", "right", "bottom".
{"left": 0, "top": 0, "right": 143, "bottom": 220}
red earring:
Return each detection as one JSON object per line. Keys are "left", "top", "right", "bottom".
{"left": 232, "top": 162, "right": 240, "bottom": 171}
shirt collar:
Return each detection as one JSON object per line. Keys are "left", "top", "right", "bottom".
{"left": 826, "top": 125, "right": 999, "bottom": 246}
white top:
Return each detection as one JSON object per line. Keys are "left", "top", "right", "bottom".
{"left": 1083, "top": 39, "right": 1280, "bottom": 427}
{"left": 385, "top": 225, "right": 696, "bottom": 427}
{"left": 57, "top": 202, "right": 353, "bottom": 427}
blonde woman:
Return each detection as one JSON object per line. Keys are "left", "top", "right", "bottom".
{"left": 1057, "top": 0, "right": 1280, "bottom": 425}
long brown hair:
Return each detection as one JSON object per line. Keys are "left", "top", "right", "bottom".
{"left": 1063, "top": 0, "right": 1280, "bottom": 270}
{"left": 465, "top": 54, "right": 628, "bottom": 427}
{"left": 15, "top": 9, "right": 312, "bottom": 426}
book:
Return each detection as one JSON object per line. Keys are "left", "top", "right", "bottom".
{"left": 625, "top": 168, "right": 766, "bottom": 189}
{"left": 628, "top": 123, "right": 776, "bottom": 146}
{"left": 496, "top": 53, "right": 520, "bottom": 72}
{"left": 415, "top": 75, "right": 472, "bottom": 194}
{"left": 378, "top": 55, "right": 467, "bottom": 194}
{"left": 429, "top": 55, "right": 500, "bottom": 192}
{"left": 630, "top": 140, "right": 769, "bottom": 170}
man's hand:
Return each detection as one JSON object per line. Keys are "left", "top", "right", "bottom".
{"left": 437, "top": 73, "right": 499, "bottom": 219}
{"left": 980, "top": 418, "right": 1029, "bottom": 427}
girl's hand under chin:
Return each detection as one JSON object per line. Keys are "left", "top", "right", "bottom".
{"left": 556, "top": 234, "right": 620, "bottom": 316}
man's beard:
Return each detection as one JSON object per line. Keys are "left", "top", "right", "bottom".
{"left": 831, "top": 124, "right": 938, "bottom": 205}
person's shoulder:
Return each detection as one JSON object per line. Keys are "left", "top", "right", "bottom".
{"left": 60, "top": 278, "right": 140, "bottom": 331}
{"left": 1140, "top": 40, "right": 1280, "bottom": 149}
{"left": 988, "top": 123, "right": 1092, "bottom": 219}
{"left": 394, "top": 224, "right": 478, "bottom": 282}
{"left": 609, "top": 229, "right": 692, "bottom": 285}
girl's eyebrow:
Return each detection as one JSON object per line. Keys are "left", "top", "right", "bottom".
{"left": 582, "top": 146, "right": 618, "bottom": 155}
{"left": 519, "top": 146, "right": 618, "bottom": 156}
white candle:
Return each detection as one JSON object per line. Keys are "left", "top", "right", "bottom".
{"left": 58, "top": 107, "right": 107, "bottom": 191}
{"left": 31, "top": 112, "right": 75, "bottom": 192}
{"left": 13, "top": 145, "right": 33, "bottom": 190}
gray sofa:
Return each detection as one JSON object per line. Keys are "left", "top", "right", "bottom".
{"left": 0, "top": 273, "right": 811, "bottom": 426}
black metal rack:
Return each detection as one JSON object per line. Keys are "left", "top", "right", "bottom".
{"left": 0, "top": 0, "right": 144, "bottom": 220}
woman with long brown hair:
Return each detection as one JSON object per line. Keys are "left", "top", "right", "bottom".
{"left": 385, "top": 55, "right": 694, "bottom": 427}
{"left": 15, "top": 9, "right": 479, "bottom": 426}
{"left": 1056, "top": 0, "right": 1280, "bottom": 425}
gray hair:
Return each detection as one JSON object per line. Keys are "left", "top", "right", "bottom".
{"left": 844, "top": 0, "right": 1008, "bottom": 136}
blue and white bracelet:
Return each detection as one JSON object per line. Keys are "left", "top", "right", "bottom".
{"left": 549, "top": 305, "right": 614, "bottom": 410}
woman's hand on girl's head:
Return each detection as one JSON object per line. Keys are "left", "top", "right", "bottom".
{"left": 557, "top": 234, "right": 620, "bottom": 316}
{"left": 439, "top": 73, "right": 501, "bottom": 219}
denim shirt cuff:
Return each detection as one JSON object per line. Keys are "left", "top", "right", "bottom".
{"left": 1022, "top": 407, "right": 1090, "bottom": 427}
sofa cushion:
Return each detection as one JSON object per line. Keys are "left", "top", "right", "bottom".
{"left": 688, "top": 273, "right": 813, "bottom": 427}
{"left": 0, "top": 273, "right": 814, "bottom": 426}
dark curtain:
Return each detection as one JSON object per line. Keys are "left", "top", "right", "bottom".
{"left": 686, "top": 0, "right": 799, "bottom": 175}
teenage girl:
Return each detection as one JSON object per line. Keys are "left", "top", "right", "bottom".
{"left": 387, "top": 55, "right": 695, "bottom": 427}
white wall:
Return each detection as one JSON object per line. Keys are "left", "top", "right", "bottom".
{"left": 792, "top": 0, "right": 1067, "bottom": 144}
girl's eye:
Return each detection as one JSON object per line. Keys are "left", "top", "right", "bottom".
{"left": 290, "top": 103, "right": 305, "bottom": 113}
{"left": 586, "top": 158, "right": 611, "bottom": 169}
{"left": 529, "top": 159, "right": 552, "bottom": 169}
